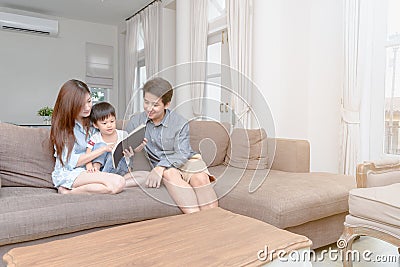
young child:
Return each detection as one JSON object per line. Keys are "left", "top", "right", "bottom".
{"left": 86, "top": 102, "right": 130, "bottom": 175}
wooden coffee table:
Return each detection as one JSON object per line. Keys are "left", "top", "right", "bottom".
{"left": 3, "top": 208, "right": 311, "bottom": 266}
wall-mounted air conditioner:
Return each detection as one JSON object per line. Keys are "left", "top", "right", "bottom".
{"left": 0, "top": 11, "right": 58, "bottom": 37}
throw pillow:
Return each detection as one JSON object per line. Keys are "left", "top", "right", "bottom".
{"left": 0, "top": 123, "right": 55, "bottom": 188}
{"left": 224, "top": 128, "right": 268, "bottom": 169}
{"left": 189, "top": 121, "right": 230, "bottom": 167}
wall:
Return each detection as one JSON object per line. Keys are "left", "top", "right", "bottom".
{"left": 253, "top": 0, "right": 344, "bottom": 173}
{"left": 0, "top": 14, "right": 118, "bottom": 124}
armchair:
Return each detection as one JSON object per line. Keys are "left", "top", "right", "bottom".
{"left": 339, "top": 159, "right": 400, "bottom": 267}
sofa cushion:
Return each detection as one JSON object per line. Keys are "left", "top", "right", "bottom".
{"left": 224, "top": 128, "right": 268, "bottom": 169}
{"left": 0, "top": 186, "right": 181, "bottom": 245}
{"left": 189, "top": 121, "right": 229, "bottom": 167}
{"left": 210, "top": 165, "right": 355, "bottom": 229}
{"left": 0, "top": 123, "right": 55, "bottom": 188}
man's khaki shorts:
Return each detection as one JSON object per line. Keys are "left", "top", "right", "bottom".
{"left": 178, "top": 154, "right": 215, "bottom": 183}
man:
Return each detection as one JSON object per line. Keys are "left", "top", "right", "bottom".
{"left": 125, "top": 77, "right": 218, "bottom": 213}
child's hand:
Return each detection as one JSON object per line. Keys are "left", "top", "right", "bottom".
{"left": 134, "top": 138, "right": 147, "bottom": 152}
{"left": 103, "top": 143, "right": 115, "bottom": 153}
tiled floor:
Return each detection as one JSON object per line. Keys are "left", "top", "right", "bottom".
{"left": 313, "top": 237, "right": 399, "bottom": 266}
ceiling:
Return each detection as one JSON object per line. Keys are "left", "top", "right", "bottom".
{"left": 0, "top": 0, "right": 152, "bottom": 25}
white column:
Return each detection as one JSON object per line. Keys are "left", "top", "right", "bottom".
{"left": 174, "top": 0, "right": 192, "bottom": 118}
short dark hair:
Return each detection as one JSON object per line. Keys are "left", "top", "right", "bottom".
{"left": 90, "top": 102, "right": 116, "bottom": 123}
{"left": 142, "top": 77, "right": 173, "bottom": 105}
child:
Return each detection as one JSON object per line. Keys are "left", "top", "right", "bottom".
{"left": 86, "top": 102, "right": 131, "bottom": 175}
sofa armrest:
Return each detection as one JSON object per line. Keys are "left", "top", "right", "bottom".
{"left": 356, "top": 158, "right": 400, "bottom": 188}
{"left": 270, "top": 138, "right": 310, "bottom": 173}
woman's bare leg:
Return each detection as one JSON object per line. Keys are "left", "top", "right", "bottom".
{"left": 163, "top": 168, "right": 200, "bottom": 214}
{"left": 61, "top": 172, "right": 125, "bottom": 194}
{"left": 123, "top": 171, "right": 149, "bottom": 187}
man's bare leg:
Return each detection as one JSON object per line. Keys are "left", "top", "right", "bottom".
{"left": 190, "top": 172, "right": 218, "bottom": 210}
{"left": 163, "top": 168, "right": 200, "bottom": 214}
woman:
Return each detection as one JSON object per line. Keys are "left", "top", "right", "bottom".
{"left": 50, "top": 79, "right": 125, "bottom": 194}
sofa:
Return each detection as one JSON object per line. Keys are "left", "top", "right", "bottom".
{"left": 0, "top": 121, "right": 355, "bottom": 265}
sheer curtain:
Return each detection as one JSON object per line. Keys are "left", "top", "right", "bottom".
{"left": 340, "top": 0, "right": 375, "bottom": 175}
{"left": 141, "top": 1, "right": 161, "bottom": 79}
{"left": 190, "top": 0, "right": 208, "bottom": 117}
{"left": 125, "top": 15, "right": 140, "bottom": 118}
{"left": 227, "top": 0, "right": 253, "bottom": 128}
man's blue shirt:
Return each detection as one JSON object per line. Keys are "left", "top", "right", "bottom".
{"left": 125, "top": 109, "right": 196, "bottom": 168}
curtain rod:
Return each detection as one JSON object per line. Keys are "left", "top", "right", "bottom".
{"left": 125, "top": 0, "right": 161, "bottom": 21}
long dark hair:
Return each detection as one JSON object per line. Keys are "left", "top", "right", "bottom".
{"left": 50, "top": 79, "right": 91, "bottom": 166}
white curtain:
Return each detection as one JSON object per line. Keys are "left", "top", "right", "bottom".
{"left": 190, "top": 0, "right": 208, "bottom": 117}
{"left": 125, "top": 15, "right": 140, "bottom": 118}
{"left": 340, "top": 0, "right": 374, "bottom": 175}
{"left": 141, "top": 1, "right": 161, "bottom": 79}
{"left": 227, "top": 0, "right": 253, "bottom": 128}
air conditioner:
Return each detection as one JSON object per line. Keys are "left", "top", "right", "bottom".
{"left": 0, "top": 11, "right": 58, "bottom": 36}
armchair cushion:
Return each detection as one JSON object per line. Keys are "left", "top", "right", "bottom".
{"left": 357, "top": 159, "right": 400, "bottom": 188}
{"left": 349, "top": 183, "right": 400, "bottom": 228}
{"left": 366, "top": 171, "right": 400, "bottom": 188}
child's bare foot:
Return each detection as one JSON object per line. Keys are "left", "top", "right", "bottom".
{"left": 58, "top": 186, "right": 71, "bottom": 194}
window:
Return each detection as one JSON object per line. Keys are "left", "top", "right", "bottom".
{"left": 85, "top": 43, "right": 113, "bottom": 104}
{"left": 91, "top": 87, "right": 109, "bottom": 104}
{"left": 208, "top": 0, "right": 226, "bottom": 22}
{"left": 132, "top": 22, "right": 147, "bottom": 113}
{"left": 383, "top": 0, "right": 400, "bottom": 155}
{"left": 135, "top": 57, "right": 147, "bottom": 111}
{"left": 204, "top": 0, "right": 230, "bottom": 122}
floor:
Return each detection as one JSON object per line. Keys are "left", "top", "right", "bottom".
{"left": 313, "top": 237, "right": 399, "bottom": 266}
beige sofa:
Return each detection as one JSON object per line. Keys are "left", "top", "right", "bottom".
{"left": 0, "top": 121, "right": 355, "bottom": 264}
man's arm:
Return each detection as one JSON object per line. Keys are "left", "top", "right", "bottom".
{"left": 124, "top": 113, "right": 144, "bottom": 133}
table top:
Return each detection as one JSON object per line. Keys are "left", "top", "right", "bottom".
{"left": 3, "top": 208, "right": 311, "bottom": 266}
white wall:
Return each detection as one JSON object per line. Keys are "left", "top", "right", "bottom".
{"left": 0, "top": 16, "right": 118, "bottom": 124}
{"left": 253, "top": 0, "right": 344, "bottom": 173}
{"left": 308, "top": 0, "right": 343, "bottom": 172}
